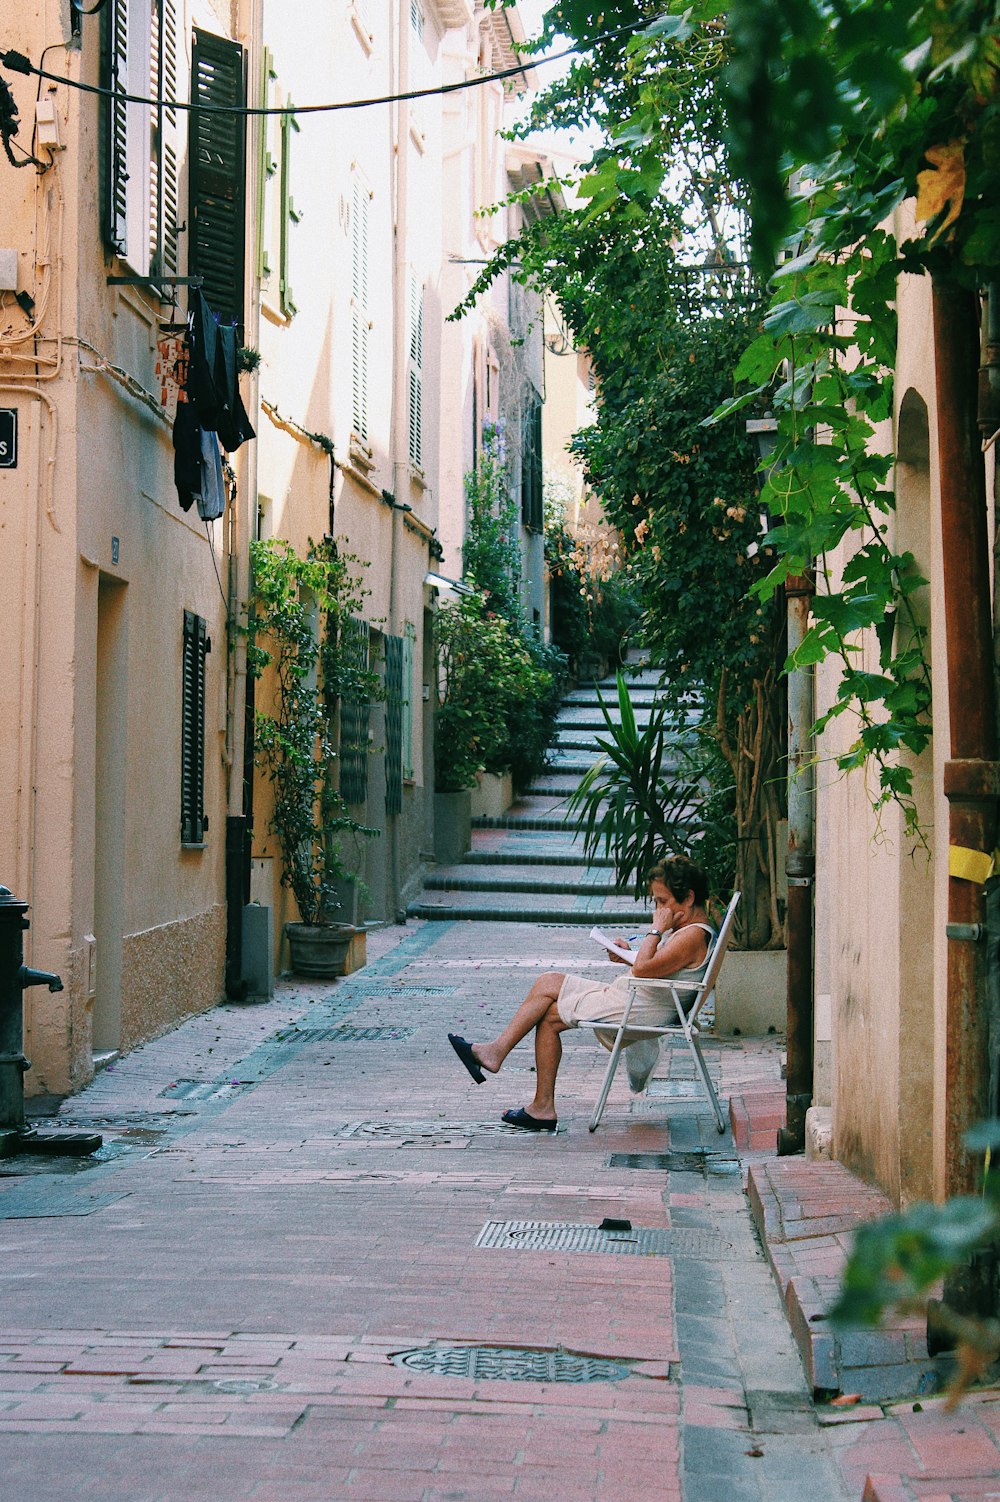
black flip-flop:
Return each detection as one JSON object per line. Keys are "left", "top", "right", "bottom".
{"left": 502, "top": 1107, "right": 557, "bottom": 1133}
{"left": 448, "top": 1033, "right": 485, "bottom": 1085}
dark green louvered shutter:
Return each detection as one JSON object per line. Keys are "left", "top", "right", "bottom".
{"left": 385, "top": 635, "right": 403, "bottom": 816}
{"left": 521, "top": 397, "right": 543, "bottom": 532}
{"left": 189, "top": 29, "right": 247, "bottom": 330}
{"left": 339, "top": 617, "right": 371, "bottom": 806}
{"left": 181, "top": 610, "right": 209, "bottom": 844}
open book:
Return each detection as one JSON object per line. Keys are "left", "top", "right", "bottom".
{"left": 589, "top": 926, "right": 638, "bottom": 965}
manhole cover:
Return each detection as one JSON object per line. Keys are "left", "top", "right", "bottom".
{"left": 476, "top": 1219, "right": 671, "bottom": 1256}
{"left": 609, "top": 1151, "right": 740, "bottom": 1176}
{"left": 212, "top": 1377, "right": 283, "bottom": 1394}
{"left": 336, "top": 1120, "right": 540, "bottom": 1141}
{"left": 391, "top": 1345, "right": 631, "bottom": 1383}
{"left": 158, "top": 1079, "right": 254, "bottom": 1101}
{"left": 277, "top": 1025, "right": 415, "bottom": 1043}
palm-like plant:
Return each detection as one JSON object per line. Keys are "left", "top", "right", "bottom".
{"left": 566, "top": 672, "right": 720, "bottom": 900}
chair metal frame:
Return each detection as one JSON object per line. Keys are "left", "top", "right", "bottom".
{"left": 579, "top": 892, "right": 742, "bottom": 1135}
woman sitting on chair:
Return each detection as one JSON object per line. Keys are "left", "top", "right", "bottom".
{"left": 447, "top": 854, "right": 715, "bottom": 1132}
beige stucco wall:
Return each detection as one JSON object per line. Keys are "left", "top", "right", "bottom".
{"left": 818, "top": 241, "right": 953, "bottom": 1207}
{"left": 2, "top": 0, "right": 252, "bottom": 1094}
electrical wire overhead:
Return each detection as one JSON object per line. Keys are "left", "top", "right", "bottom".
{"left": 0, "top": 22, "right": 642, "bottom": 119}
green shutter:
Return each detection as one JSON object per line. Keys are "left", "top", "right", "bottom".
{"left": 339, "top": 616, "right": 371, "bottom": 805}
{"left": 189, "top": 28, "right": 247, "bottom": 329}
{"left": 385, "top": 635, "right": 403, "bottom": 816}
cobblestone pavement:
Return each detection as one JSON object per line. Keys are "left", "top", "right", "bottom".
{"left": 1, "top": 918, "right": 995, "bottom": 1501}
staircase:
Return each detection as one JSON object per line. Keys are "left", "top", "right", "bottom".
{"left": 408, "top": 665, "right": 669, "bottom": 925}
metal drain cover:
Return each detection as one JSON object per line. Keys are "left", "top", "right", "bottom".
{"left": 157, "top": 1079, "right": 253, "bottom": 1101}
{"left": 476, "top": 1219, "right": 671, "bottom": 1256}
{"left": 391, "top": 1345, "right": 631, "bottom": 1383}
{"left": 212, "top": 1377, "right": 283, "bottom": 1394}
{"left": 343, "top": 984, "right": 456, "bottom": 997}
{"left": 277, "top": 1025, "right": 415, "bottom": 1043}
{"left": 609, "top": 1151, "right": 740, "bottom": 1175}
{"left": 336, "top": 1120, "right": 540, "bottom": 1141}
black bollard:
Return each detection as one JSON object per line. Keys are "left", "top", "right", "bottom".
{"left": 0, "top": 886, "right": 101, "bottom": 1158}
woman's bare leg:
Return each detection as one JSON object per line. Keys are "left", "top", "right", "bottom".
{"left": 473, "top": 972, "right": 566, "bottom": 1074}
{"left": 526, "top": 1006, "right": 566, "bottom": 1118}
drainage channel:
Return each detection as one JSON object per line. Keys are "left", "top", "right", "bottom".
{"left": 391, "top": 1344, "right": 635, "bottom": 1383}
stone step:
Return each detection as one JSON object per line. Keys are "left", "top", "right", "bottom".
{"left": 460, "top": 849, "right": 615, "bottom": 868}
{"left": 423, "top": 867, "right": 629, "bottom": 897}
{"left": 407, "top": 892, "right": 650, "bottom": 923}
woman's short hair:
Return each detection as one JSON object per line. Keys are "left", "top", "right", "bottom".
{"left": 646, "top": 854, "right": 709, "bottom": 907}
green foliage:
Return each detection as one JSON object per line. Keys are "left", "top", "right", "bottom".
{"left": 462, "top": 420, "right": 523, "bottom": 622}
{"left": 435, "top": 430, "right": 568, "bottom": 794}
{"left": 544, "top": 479, "right": 640, "bottom": 671}
{"left": 434, "top": 588, "right": 561, "bottom": 793}
{"left": 248, "top": 537, "right": 379, "bottom": 926}
{"left": 830, "top": 1122, "right": 1000, "bottom": 1399}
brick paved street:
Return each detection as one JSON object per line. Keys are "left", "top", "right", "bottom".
{"left": 1, "top": 918, "right": 997, "bottom": 1501}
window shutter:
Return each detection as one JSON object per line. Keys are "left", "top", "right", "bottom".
{"left": 408, "top": 274, "right": 423, "bottom": 468}
{"left": 150, "top": 0, "right": 184, "bottom": 282}
{"left": 279, "top": 105, "right": 300, "bottom": 316}
{"left": 339, "top": 616, "right": 371, "bottom": 805}
{"left": 350, "top": 179, "right": 371, "bottom": 441}
{"left": 385, "top": 634, "right": 404, "bottom": 816}
{"left": 521, "top": 397, "right": 543, "bottom": 532}
{"left": 402, "top": 623, "right": 415, "bottom": 781}
{"left": 189, "top": 28, "right": 248, "bottom": 330}
{"left": 181, "top": 610, "right": 209, "bottom": 844}
{"left": 104, "top": 0, "right": 131, "bottom": 256}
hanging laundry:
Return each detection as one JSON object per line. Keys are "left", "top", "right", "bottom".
{"left": 187, "top": 290, "right": 255, "bottom": 452}
{"left": 172, "top": 401, "right": 201, "bottom": 512}
{"left": 196, "top": 428, "right": 226, "bottom": 521}
{"left": 169, "top": 289, "right": 254, "bottom": 512}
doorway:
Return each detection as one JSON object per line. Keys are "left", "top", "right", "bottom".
{"left": 93, "top": 575, "right": 128, "bottom": 1054}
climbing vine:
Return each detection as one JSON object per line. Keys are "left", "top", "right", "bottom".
{"left": 499, "top": 0, "right": 1000, "bottom": 838}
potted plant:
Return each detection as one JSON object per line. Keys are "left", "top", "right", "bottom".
{"left": 248, "top": 536, "right": 380, "bottom": 976}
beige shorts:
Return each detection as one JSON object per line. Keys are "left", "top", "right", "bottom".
{"left": 556, "top": 972, "right": 678, "bottom": 1051}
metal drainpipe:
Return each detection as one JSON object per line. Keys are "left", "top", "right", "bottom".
{"left": 932, "top": 281, "right": 999, "bottom": 1206}
{"left": 384, "top": 0, "right": 410, "bottom": 923}
{"left": 777, "top": 573, "right": 815, "bottom": 1155}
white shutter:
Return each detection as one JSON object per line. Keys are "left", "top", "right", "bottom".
{"left": 107, "top": 0, "right": 130, "bottom": 254}
{"left": 125, "top": 0, "right": 153, "bottom": 276}
{"left": 408, "top": 273, "right": 423, "bottom": 468}
{"left": 351, "top": 179, "right": 371, "bottom": 441}
{"left": 159, "top": 0, "right": 182, "bottom": 276}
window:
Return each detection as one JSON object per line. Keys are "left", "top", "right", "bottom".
{"left": 104, "top": 0, "right": 184, "bottom": 284}
{"left": 189, "top": 28, "right": 248, "bottom": 330}
{"left": 410, "top": 0, "right": 424, "bottom": 38}
{"left": 521, "top": 395, "right": 543, "bottom": 532}
{"left": 408, "top": 273, "right": 423, "bottom": 469}
{"left": 181, "top": 610, "right": 210, "bottom": 845}
{"left": 351, "top": 178, "right": 372, "bottom": 442}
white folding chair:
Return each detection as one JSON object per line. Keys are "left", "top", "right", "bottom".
{"left": 580, "top": 892, "right": 741, "bottom": 1135}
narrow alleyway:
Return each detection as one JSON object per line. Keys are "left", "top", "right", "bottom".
{"left": 1, "top": 919, "right": 995, "bottom": 1501}
{"left": 408, "top": 667, "right": 664, "bottom": 925}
